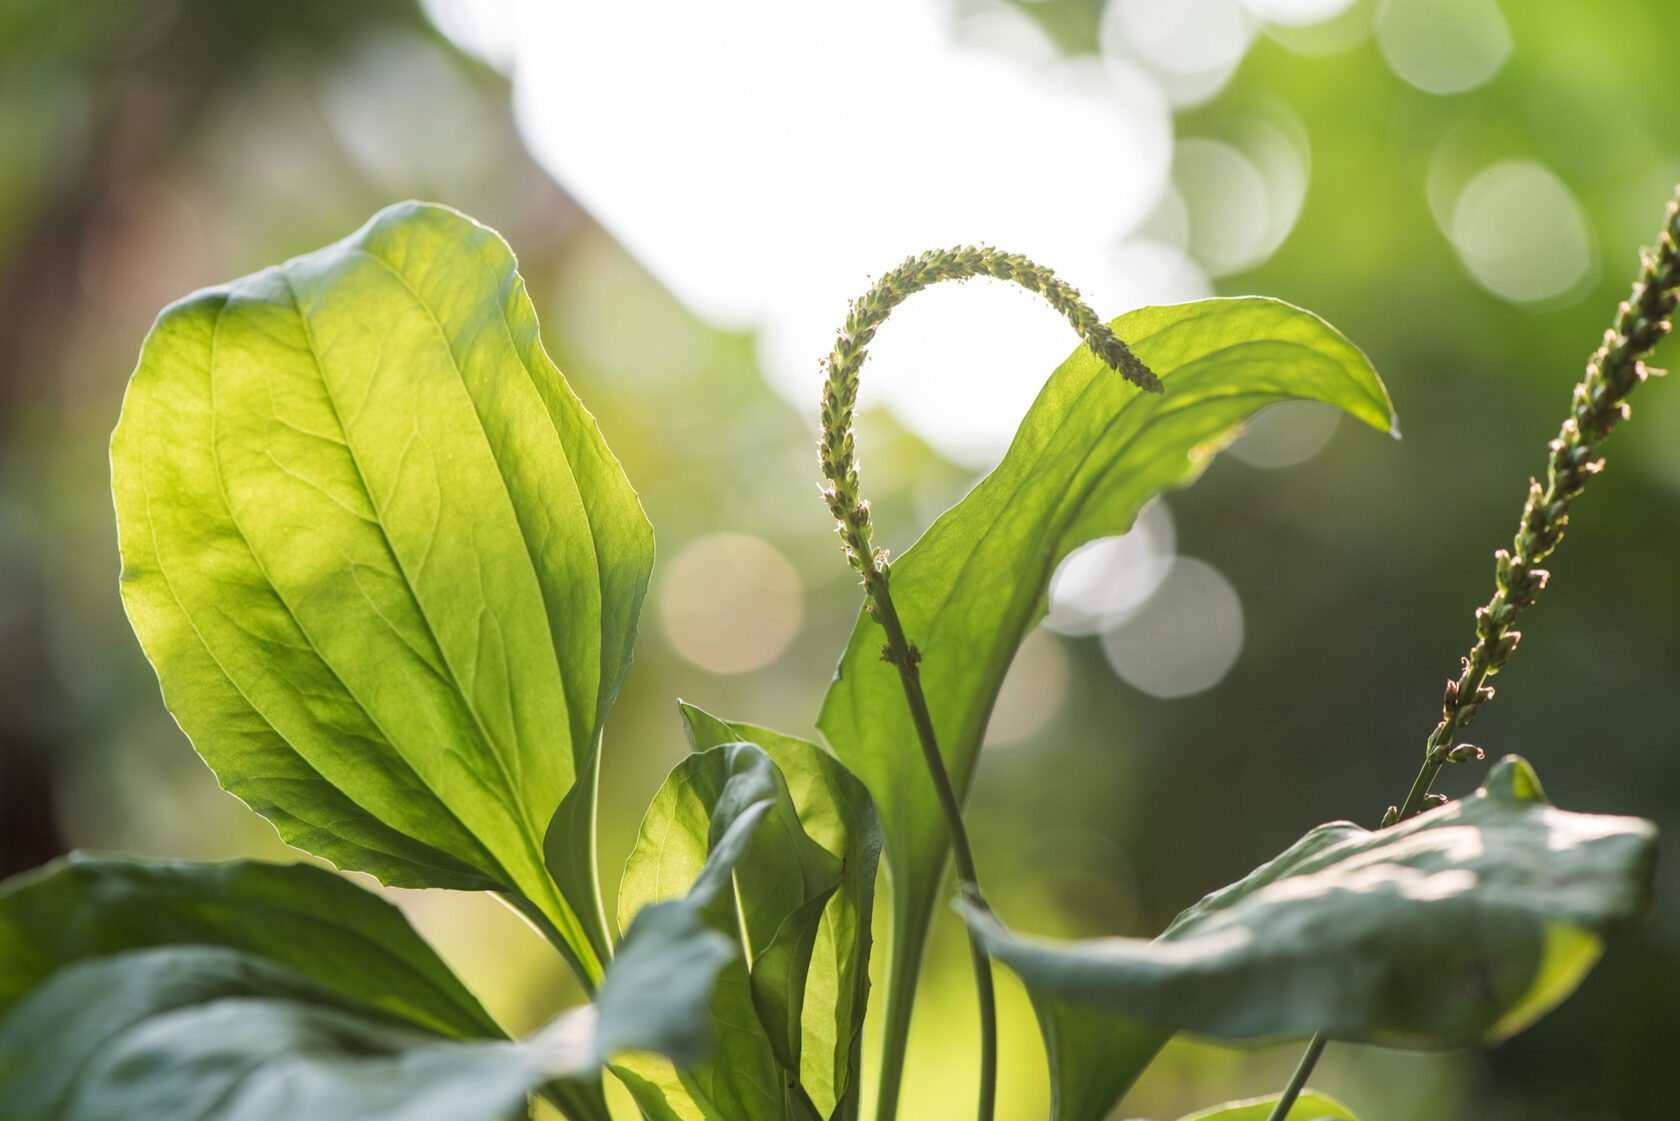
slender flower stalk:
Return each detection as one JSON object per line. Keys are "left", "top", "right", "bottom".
{"left": 1268, "top": 188, "right": 1680, "bottom": 1121}
{"left": 817, "top": 245, "right": 1158, "bottom": 1121}
{"left": 1401, "top": 191, "right": 1680, "bottom": 823}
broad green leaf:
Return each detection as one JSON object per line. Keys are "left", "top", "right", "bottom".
{"left": 0, "top": 946, "right": 544, "bottom": 1121}
{"left": 594, "top": 887, "right": 739, "bottom": 1070}
{"left": 0, "top": 932, "right": 726, "bottom": 1121}
{"left": 1175, "top": 1091, "right": 1361, "bottom": 1120}
{"left": 614, "top": 739, "right": 843, "bottom": 1121}
{"left": 815, "top": 298, "right": 1395, "bottom": 1103}
{"left": 1031, "top": 1000, "right": 1166, "bottom": 1121}
{"left": 0, "top": 855, "right": 498, "bottom": 1038}
{"left": 111, "top": 201, "right": 653, "bottom": 985}
{"left": 961, "top": 757, "right": 1656, "bottom": 1052}
{"left": 0, "top": 852, "right": 740, "bottom": 1121}
{"left": 679, "top": 704, "right": 882, "bottom": 1121}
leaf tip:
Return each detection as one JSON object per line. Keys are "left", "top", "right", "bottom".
{"left": 1480, "top": 754, "right": 1549, "bottom": 805}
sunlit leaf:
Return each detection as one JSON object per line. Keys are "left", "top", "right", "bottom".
{"left": 614, "top": 738, "right": 844, "bottom": 1121}
{"left": 679, "top": 704, "right": 882, "bottom": 1121}
{"left": 110, "top": 202, "right": 652, "bottom": 985}
{"left": 0, "top": 855, "right": 498, "bottom": 1038}
{"left": 961, "top": 757, "right": 1656, "bottom": 1053}
{"left": 816, "top": 297, "right": 1396, "bottom": 1105}
{"left": 1175, "top": 1090, "right": 1361, "bottom": 1120}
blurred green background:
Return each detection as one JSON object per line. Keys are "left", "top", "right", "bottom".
{"left": 2, "top": 1, "right": 1677, "bottom": 1119}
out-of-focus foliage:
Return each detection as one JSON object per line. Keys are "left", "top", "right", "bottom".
{"left": 4, "top": 2, "right": 1679, "bottom": 1120}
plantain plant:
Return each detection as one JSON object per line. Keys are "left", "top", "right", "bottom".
{"left": 0, "top": 188, "right": 1669, "bottom": 1121}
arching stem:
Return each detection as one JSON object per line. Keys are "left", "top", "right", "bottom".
{"left": 816, "top": 245, "right": 1158, "bottom": 1121}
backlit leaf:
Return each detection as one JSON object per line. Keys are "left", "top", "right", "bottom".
{"left": 111, "top": 202, "right": 652, "bottom": 985}
{"left": 614, "top": 737, "right": 846, "bottom": 1121}
{"left": 679, "top": 704, "right": 882, "bottom": 1121}
{"left": 816, "top": 297, "right": 1395, "bottom": 1108}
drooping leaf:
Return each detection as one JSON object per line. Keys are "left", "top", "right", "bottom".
{"left": 814, "top": 298, "right": 1396, "bottom": 1104}
{"left": 679, "top": 703, "right": 882, "bottom": 1121}
{"left": 0, "top": 855, "right": 498, "bottom": 1038}
{"left": 0, "top": 946, "right": 546, "bottom": 1121}
{"left": 110, "top": 202, "right": 653, "bottom": 985}
{"left": 960, "top": 757, "right": 1656, "bottom": 1055}
{"left": 0, "top": 844, "right": 742, "bottom": 1121}
{"left": 1175, "top": 1091, "right": 1361, "bottom": 1121}
{"left": 1029, "top": 998, "right": 1166, "bottom": 1121}
{"left": 593, "top": 888, "right": 738, "bottom": 1070}
{"left": 614, "top": 738, "right": 844, "bottom": 1121}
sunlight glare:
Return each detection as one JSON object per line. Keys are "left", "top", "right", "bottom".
{"left": 451, "top": 0, "right": 1179, "bottom": 466}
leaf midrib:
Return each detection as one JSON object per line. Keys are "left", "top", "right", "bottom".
{"left": 357, "top": 245, "right": 606, "bottom": 773}
{"left": 271, "top": 264, "right": 546, "bottom": 871}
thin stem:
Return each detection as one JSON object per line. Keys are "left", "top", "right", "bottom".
{"left": 871, "top": 583, "right": 997, "bottom": 1121}
{"left": 1404, "top": 191, "right": 1680, "bottom": 815}
{"left": 816, "top": 245, "right": 1157, "bottom": 1121}
{"left": 1264, "top": 1032, "right": 1326, "bottom": 1121}
{"left": 1268, "top": 188, "right": 1680, "bottom": 1118}
{"left": 869, "top": 586, "right": 979, "bottom": 883}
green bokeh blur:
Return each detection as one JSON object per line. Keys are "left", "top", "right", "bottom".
{"left": 2, "top": 2, "right": 1676, "bottom": 1119}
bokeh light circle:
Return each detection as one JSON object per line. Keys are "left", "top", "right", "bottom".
{"left": 1449, "top": 160, "right": 1595, "bottom": 305}
{"left": 659, "top": 533, "right": 803, "bottom": 674}
{"left": 1375, "top": 0, "right": 1511, "bottom": 95}
{"left": 1099, "top": 557, "right": 1244, "bottom": 698}
{"left": 1044, "top": 499, "right": 1176, "bottom": 636}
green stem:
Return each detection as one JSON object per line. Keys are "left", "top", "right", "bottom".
{"left": 815, "top": 245, "right": 1157, "bottom": 1121}
{"left": 1407, "top": 190, "right": 1680, "bottom": 812}
{"left": 1264, "top": 1033, "right": 1325, "bottom": 1121}
{"left": 1268, "top": 186, "right": 1680, "bottom": 1117}
{"left": 870, "top": 582, "right": 997, "bottom": 1121}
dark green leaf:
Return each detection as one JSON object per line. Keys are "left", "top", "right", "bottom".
{"left": 0, "top": 861, "right": 740, "bottom": 1121}
{"left": 111, "top": 202, "right": 653, "bottom": 985}
{"left": 1176, "top": 1091, "right": 1361, "bottom": 1120}
{"left": 614, "top": 738, "right": 843, "bottom": 1121}
{"left": 679, "top": 704, "right": 882, "bottom": 1121}
{"left": 961, "top": 757, "right": 1656, "bottom": 1051}
{"left": 1030, "top": 999, "right": 1166, "bottom": 1121}
{"left": 816, "top": 298, "right": 1395, "bottom": 1090}
{"left": 0, "top": 855, "right": 498, "bottom": 1038}
{"left": 0, "top": 946, "right": 550, "bottom": 1121}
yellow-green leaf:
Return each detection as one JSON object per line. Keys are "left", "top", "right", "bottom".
{"left": 816, "top": 297, "right": 1395, "bottom": 1110}
{"left": 110, "top": 202, "right": 652, "bottom": 986}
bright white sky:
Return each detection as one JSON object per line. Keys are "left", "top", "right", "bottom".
{"left": 414, "top": 0, "right": 1542, "bottom": 467}
{"left": 416, "top": 0, "right": 1557, "bottom": 702}
{"left": 508, "top": 2, "right": 1181, "bottom": 465}
{"left": 421, "top": 0, "right": 1228, "bottom": 462}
